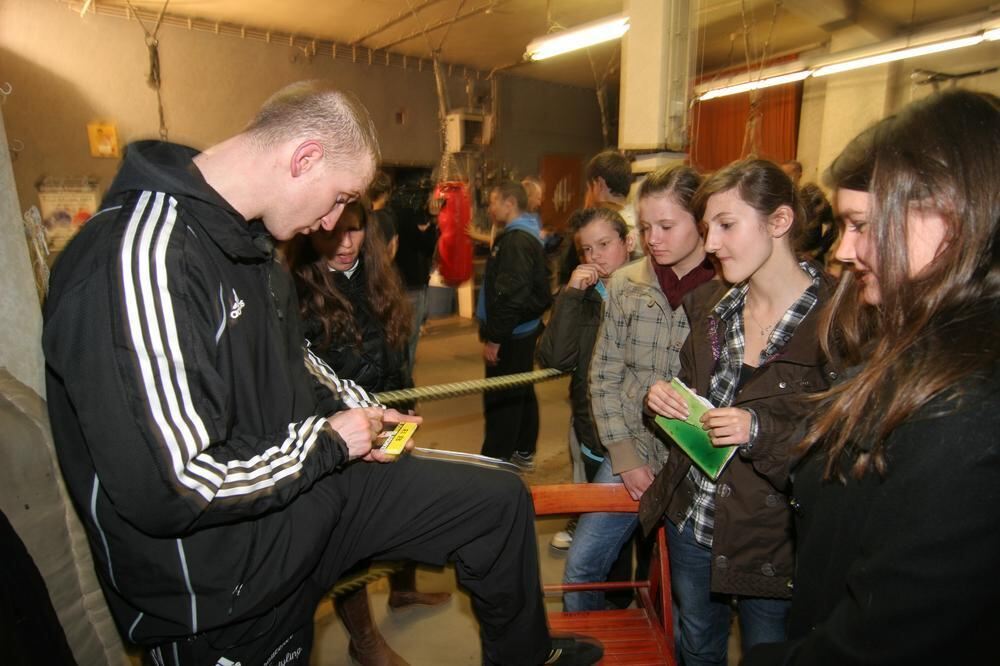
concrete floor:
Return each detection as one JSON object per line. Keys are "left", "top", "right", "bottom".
{"left": 309, "top": 315, "right": 741, "bottom": 665}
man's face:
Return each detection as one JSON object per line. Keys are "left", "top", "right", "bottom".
{"left": 267, "top": 153, "right": 373, "bottom": 241}
{"left": 488, "top": 191, "right": 514, "bottom": 226}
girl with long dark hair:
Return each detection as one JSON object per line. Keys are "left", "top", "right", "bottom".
{"left": 742, "top": 89, "right": 1000, "bottom": 665}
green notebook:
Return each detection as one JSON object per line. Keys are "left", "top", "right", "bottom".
{"left": 654, "top": 378, "right": 737, "bottom": 481}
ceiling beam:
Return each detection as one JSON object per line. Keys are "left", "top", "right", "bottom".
{"left": 352, "top": 0, "right": 449, "bottom": 46}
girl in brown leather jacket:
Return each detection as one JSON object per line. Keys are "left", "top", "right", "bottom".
{"left": 644, "top": 159, "right": 834, "bottom": 665}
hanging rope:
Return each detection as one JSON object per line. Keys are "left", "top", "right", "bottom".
{"left": 125, "top": 0, "right": 170, "bottom": 140}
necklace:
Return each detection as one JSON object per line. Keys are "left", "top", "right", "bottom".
{"left": 745, "top": 294, "right": 779, "bottom": 338}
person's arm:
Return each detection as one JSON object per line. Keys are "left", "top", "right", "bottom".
{"left": 482, "top": 232, "right": 538, "bottom": 343}
{"left": 743, "top": 398, "right": 1000, "bottom": 665}
{"left": 44, "top": 209, "right": 370, "bottom": 537}
{"left": 537, "top": 287, "right": 587, "bottom": 370}
{"left": 589, "top": 278, "right": 644, "bottom": 475}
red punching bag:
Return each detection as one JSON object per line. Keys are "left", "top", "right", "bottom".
{"left": 434, "top": 181, "right": 473, "bottom": 285}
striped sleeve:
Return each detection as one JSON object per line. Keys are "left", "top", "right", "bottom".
{"left": 112, "top": 191, "right": 347, "bottom": 525}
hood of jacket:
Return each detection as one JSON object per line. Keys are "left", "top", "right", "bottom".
{"left": 502, "top": 212, "right": 543, "bottom": 243}
{"left": 106, "top": 141, "right": 269, "bottom": 261}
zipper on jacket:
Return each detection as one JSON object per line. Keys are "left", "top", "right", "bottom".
{"left": 228, "top": 521, "right": 258, "bottom": 616}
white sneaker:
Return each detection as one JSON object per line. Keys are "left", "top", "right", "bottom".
{"left": 550, "top": 530, "right": 573, "bottom": 550}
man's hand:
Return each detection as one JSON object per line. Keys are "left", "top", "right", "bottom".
{"left": 567, "top": 263, "right": 601, "bottom": 291}
{"left": 700, "top": 408, "right": 752, "bottom": 447}
{"left": 362, "top": 409, "right": 423, "bottom": 463}
{"left": 646, "top": 380, "right": 689, "bottom": 420}
{"left": 327, "top": 407, "right": 384, "bottom": 461}
{"left": 620, "top": 465, "right": 655, "bottom": 500}
{"left": 483, "top": 341, "right": 500, "bottom": 366}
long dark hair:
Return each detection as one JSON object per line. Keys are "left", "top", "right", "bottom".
{"left": 286, "top": 200, "right": 412, "bottom": 351}
{"left": 804, "top": 90, "right": 1000, "bottom": 479}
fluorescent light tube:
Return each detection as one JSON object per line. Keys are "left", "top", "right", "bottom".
{"left": 812, "top": 35, "right": 984, "bottom": 77}
{"left": 698, "top": 70, "right": 811, "bottom": 101}
{"left": 985, "top": 28, "right": 1000, "bottom": 41}
{"left": 525, "top": 15, "right": 630, "bottom": 61}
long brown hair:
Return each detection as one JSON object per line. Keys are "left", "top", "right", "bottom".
{"left": 286, "top": 200, "right": 412, "bottom": 351}
{"left": 690, "top": 158, "right": 806, "bottom": 253}
{"left": 803, "top": 90, "right": 1000, "bottom": 479}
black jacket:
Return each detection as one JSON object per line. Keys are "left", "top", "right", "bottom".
{"left": 478, "top": 225, "right": 551, "bottom": 344}
{"left": 302, "top": 259, "right": 410, "bottom": 394}
{"left": 743, "top": 362, "right": 1000, "bottom": 665}
{"left": 393, "top": 205, "right": 438, "bottom": 289}
{"left": 536, "top": 285, "right": 605, "bottom": 455}
{"left": 43, "top": 141, "right": 370, "bottom": 645}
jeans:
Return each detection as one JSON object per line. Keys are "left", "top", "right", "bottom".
{"left": 405, "top": 286, "right": 428, "bottom": 377}
{"left": 667, "top": 520, "right": 790, "bottom": 666}
{"left": 562, "top": 459, "right": 638, "bottom": 612}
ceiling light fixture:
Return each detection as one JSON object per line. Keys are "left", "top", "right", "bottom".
{"left": 524, "top": 14, "right": 630, "bottom": 61}
{"left": 812, "top": 35, "right": 985, "bottom": 77}
{"left": 696, "top": 16, "right": 1000, "bottom": 101}
{"left": 698, "top": 70, "right": 811, "bottom": 101}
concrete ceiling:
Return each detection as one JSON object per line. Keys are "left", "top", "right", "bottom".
{"left": 78, "top": 0, "right": 997, "bottom": 87}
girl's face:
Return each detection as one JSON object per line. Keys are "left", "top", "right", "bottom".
{"left": 834, "top": 188, "right": 950, "bottom": 306}
{"left": 637, "top": 193, "right": 702, "bottom": 268}
{"left": 575, "top": 218, "right": 632, "bottom": 278}
{"left": 702, "top": 188, "right": 775, "bottom": 284}
{"left": 311, "top": 212, "right": 366, "bottom": 272}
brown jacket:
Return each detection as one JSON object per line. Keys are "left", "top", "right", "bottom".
{"left": 639, "top": 276, "right": 837, "bottom": 599}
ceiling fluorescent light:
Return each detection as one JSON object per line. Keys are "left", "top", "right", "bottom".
{"left": 985, "top": 28, "right": 1000, "bottom": 41}
{"left": 698, "top": 70, "right": 811, "bottom": 101}
{"left": 812, "top": 35, "right": 984, "bottom": 77}
{"left": 525, "top": 15, "right": 630, "bottom": 61}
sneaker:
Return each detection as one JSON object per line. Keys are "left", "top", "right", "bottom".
{"left": 542, "top": 635, "right": 604, "bottom": 665}
{"left": 550, "top": 518, "right": 577, "bottom": 551}
{"left": 511, "top": 451, "right": 535, "bottom": 471}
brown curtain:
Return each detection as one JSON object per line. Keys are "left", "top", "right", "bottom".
{"left": 689, "top": 82, "right": 802, "bottom": 173}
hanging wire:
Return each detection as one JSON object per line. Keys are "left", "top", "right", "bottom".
{"left": 125, "top": 0, "right": 170, "bottom": 140}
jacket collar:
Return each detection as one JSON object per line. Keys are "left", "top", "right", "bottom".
{"left": 108, "top": 141, "right": 269, "bottom": 261}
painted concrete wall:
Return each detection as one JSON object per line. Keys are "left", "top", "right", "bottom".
{"left": 0, "top": 0, "right": 602, "bottom": 213}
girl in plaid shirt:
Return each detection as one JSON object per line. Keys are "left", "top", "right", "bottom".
{"left": 645, "top": 159, "right": 834, "bottom": 665}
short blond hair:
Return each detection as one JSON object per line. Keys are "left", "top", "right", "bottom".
{"left": 246, "top": 80, "right": 380, "bottom": 170}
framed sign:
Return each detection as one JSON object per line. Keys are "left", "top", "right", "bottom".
{"left": 87, "top": 122, "right": 120, "bottom": 158}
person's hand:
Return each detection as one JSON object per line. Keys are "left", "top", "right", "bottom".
{"left": 327, "top": 407, "right": 385, "bottom": 460}
{"left": 567, "top": 263, "right": 601, "bottom": 291}
{"left": 363, "top": 409, "right": 423, "bottom": 463}
{"left": 646, "top": 381, "right": 689, "bottom": 419}
{"left": 620, "top": 465, "right": 655, "bottom": 500}
{"left": 483, "top": 341, "right": 500, "bottom": 366}
{"left": 700, "top": 408, "right": 752, "bottom": 447}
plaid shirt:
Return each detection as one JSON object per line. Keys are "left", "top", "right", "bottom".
{"left": 680, "top": 262, "right": 822, "bottom": 548}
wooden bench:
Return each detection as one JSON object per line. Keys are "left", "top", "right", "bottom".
{"left": 531, "top": 483, "right": 677, "bottom": 666}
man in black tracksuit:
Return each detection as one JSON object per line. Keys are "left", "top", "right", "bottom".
{"left": 42, "top": 82, "right": 599, "bottom": 666}
{"left": 477, "top": 182, "right": 552, "bottom": 466}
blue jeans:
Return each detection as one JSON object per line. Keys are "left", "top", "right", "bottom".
{"left": 667, "top": 520, "right": 790, "bottom": 666}
{"left": 405, "top": 286, "right": 428, "bottom": 376}
{"left": 562, "top": 459, "right": 638, "bottom": 612}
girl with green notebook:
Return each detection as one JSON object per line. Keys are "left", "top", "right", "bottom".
{"left": 643, "top": 159, "right": 835, "bottom": 665}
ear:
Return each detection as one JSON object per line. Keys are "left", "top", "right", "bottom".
{"left": 625, "top": 230, "right": 636, "bottom": 253}
{"left": 768, "top": 204, "right": 795, "bottom": 239}
{"left": 290, "top": 140, "right": 325, "bottom": 178}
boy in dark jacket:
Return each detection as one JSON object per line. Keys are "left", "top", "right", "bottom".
{"left": 477, "top": 181, "right": 552, "bottom": 467}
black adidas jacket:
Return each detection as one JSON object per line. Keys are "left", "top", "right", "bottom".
{"left": 43, "top": 141, "right": 376, "bottom": 645}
